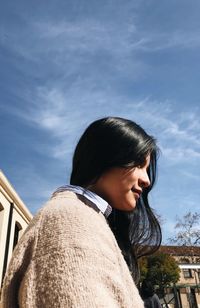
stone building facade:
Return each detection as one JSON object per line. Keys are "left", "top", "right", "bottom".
{"left": 0, "top": 170, "right": 32, "bottom": 306}
{"left": 159, "top": 246, "right": 200, "bottom": 308}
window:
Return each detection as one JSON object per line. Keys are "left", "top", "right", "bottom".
{"left": 183, "top": 269, "right": 193, "bottom": 278}
{"left": 0, "top": 203, "right": 4, "bottom": 239}
{"left": 198, "top": 270, "right": 200, "bottom": 281}
{"left": 12, "top": 222, "right": 22, "bottom": 250}
{"left": 180, "top": 257, "right": 190, "bottom": 264}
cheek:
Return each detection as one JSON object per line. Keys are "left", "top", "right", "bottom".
{"left": 100, "top": 169, "right": 137, "bottom": 203}
{"left": 108, "top": 183, "right": 127, "bottom": 203}
{"left": 121, "top": 173, "right": 137, "bottom": 189}
{"left": 120, "top": 191, "right": 137, "bottom": 210}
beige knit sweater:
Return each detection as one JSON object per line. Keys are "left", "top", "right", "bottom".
{"left": 2, "top": 191, "right": 144, "bottom": 308}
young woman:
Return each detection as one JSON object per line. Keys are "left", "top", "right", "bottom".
{"left": 2, "top": 117, "right": 161, "bottom": 307}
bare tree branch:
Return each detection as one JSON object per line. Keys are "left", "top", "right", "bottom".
{"left": 168, "top": 211, "right": 200, "bottom": 246}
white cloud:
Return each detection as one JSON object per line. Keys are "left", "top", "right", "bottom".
{"left": 180, "top": 171, "right": 200, "bottom": 181}
{"left": 34, "top": 21, "right": 200, "bottom": 54}
{"left": 33, "top": 19, "right": 139, "bottom": 55}
{"left": 1, "top": 2, "right": 200, "bottom": 244}
{"left": 9, "top": 84, "right": 199, "bottom": 165}
{"left": 162, "top": 123, "right": 200, "bottom": 147}
{"left": 161, "top": 147, "right": 200, "bottom": 163}
{"left": 3, "top": 18, "right": 138, "bottom": 69}
{"left": 130, "top": 31, "right": 200, "bottom": 52}
{"left": 2, "top": 12, "right": 200, "bottom": 164}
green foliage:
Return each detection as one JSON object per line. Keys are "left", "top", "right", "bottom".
{"left": 139, "top": 256, "right": 148, "bottom": 281}
{"left": 139, "top": 252, "right": 180, "bottom": 289}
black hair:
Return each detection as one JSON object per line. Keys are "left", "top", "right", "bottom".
{"left": 140, "top": 280, "right": 155, "bottom": 298}
{"left": 70, "top": 117, "right": 162, "bottom": 283}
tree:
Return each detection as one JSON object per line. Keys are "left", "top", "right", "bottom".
{"left": 168, "top": 211, "right": 200, "bottom": 299}
{"left": 139, "top": 252, "right": 180, "bottom": 307}
{"left": 139, "top": 252, "right": 180, "bottom": 290}
{"left": 168, "top": 211, "right": 200, "bottom": 246}
{"left": 139, "top": 256, "right": 148, "bottom": 282}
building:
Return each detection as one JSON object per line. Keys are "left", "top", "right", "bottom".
{"left": 159, "top": 245, "right": 200, "bottom": 308}
{"left": 0, "top": 170, "right": 32, "bottom": 305}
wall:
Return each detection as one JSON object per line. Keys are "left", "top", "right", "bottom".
{"left": 0, "top": 170, "right": 32, "bottom": 306}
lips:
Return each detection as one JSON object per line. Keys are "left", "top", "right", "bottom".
{"left": 131, "top": 188, "right": 142, "bottom": 199}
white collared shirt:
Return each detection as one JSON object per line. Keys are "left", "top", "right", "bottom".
{"left": 52, "top": 184, "right": 112, "bottom": 218}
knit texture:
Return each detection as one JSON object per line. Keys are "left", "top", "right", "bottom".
{"left": 2, "top": 191, "right": 144, "bottom": 307}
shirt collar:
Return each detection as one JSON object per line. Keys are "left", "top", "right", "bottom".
{"left": 52, "top": 184, "right": 112, "bottom": 218}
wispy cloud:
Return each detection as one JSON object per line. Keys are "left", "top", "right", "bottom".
{"left": 10, "top": 84, "right": 199, "bottom": 167}
{"left": 2, "top": 18, "right": 140, "bottom": 69}
{"left": 180, "top": 170, "right": 200, "bottom": 181}
{"left": 161, "top": 147, "right": 200, "bottom": 163}
{"left": 30, "top": 21, "right": 200, "bottom": 58}
{"left": 131, "top": 31, "right": 200, "bottom": 52}
{"left": 33, "top": 20, "right": 137, "bottom": 55}
{"left": 1, "top": 3, "right": 200, "bottom": 169}
{"left": 1, "top": 0, "right": 200, "bottom": 235}
{"left": 6, "top": 16, "right": 200, "bottom": 86}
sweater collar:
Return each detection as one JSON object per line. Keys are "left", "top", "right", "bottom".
{"left": 52, "top": 184, "right": 112, "bottom": 218}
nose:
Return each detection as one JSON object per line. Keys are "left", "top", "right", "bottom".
{"left": 139, "top": 170, "right": 150, "bottom": 188}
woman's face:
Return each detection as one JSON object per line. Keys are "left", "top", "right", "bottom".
{"left": 91, "top": 155, "right": 151, "bottom": 211}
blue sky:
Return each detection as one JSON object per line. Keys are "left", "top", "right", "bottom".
{"left": 1, "top": 0, "right": 200, "bottom": 243}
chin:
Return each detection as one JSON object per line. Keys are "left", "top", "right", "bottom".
{"left": 124, "top": 202, "right": 137, "bottom": 211}
{"left": 112, "top": 200, "right": 137, "bottom": 211}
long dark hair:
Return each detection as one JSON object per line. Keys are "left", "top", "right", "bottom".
{"left": 140, "top": 280, "right": 155, "bottom": 298}
{"left": 70, "top": 117, "right": 162, "bottom": 283}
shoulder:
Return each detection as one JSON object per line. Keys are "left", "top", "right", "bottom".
{"left": 152, "top": 293, "right": 160, "bottom": 301}
{"left": 40, "top": 190, "right": 107, "bottom": 228}
{"left": 34, "top": 191, "right": 115, "bottom": 249}
{"left": 151, "top": 294, "right": 161, "bottom": 307}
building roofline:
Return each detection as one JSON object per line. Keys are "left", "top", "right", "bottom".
{"left": 0, "top": 170, "right": 32, "bottom": 222}
{"left": 159, "top": 245, "right": 200, "bottom": 256}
